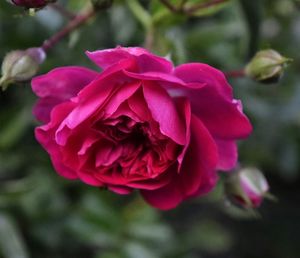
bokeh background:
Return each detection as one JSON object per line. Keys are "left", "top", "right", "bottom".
{"left": 1, "top": 0, "right": 300, "bottom": 257}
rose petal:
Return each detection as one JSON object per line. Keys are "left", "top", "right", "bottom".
{"left": 143, "top": 81, "right": 186, "bottom": 145}
{"left": 77, "top": 170, "right": 104, "bottom": 186}
{"left": 108, "top": 185, "right": 133, "bottom": 195}
{"left": 95, "top": 142, "right": 122, "bottom": 167}
{"left": 173, "top": 97, "right": 191, "bottom": 170}
{"left": 55, "top": 80, "right": 140, "bottom": 146}
{"left": 141, "top": 174, "right": 183, "bottom": 210}
{"left": 174, "top": 63, "right": 252, "bottom": 139}
{"left": 33, "top": 97, "right": 62, "bottom": 124}
{"left": 127, "top": 89, "right": 152, "bottom": 121}
{"left": 124, "top": 70, "right": 186, "bottom": 86}
{"left": 215, "top": 139, "right": 238, "bottom": 171}
{"left": 178, "top": 114, "right": 218, "bottom": 196}
{"left": 32, "top": 66, "right": 98, "bottom": 123}
{"left": 35, "top": 102, "right": 78, "bottom": 179}
{"left": 86, "top": 46, "right": 173, "bottom": 73}
{"left": 141, "top": 115, "right": 218, "bottom": 210}
{"left": 174, "top": 63, "right": 233, "bottom": 98}
{"left": 102, "top": 81, "right": 141, "bottom": 117}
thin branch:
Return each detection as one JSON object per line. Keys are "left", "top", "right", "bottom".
{"left": 160, "top": 0, "right": 230, "bottom": 15}
{"left": 179, "top": 0, "right": 188, "bottom": 9}
{"left": 41, "top": 8, "right": 96, "bottom": 52}
{"left": 184, "top": 0, "right": 230, "bottom": 15}
{"left": 224, "top": 69, "right": 245, "bottom": 78}
{"left": 144, "top": 26, "right": 155, "bottom": 50}
{"left": 159, "top": 0, "right": 180, "bottom": 13}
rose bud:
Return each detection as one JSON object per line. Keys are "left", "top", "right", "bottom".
{"left": 8, "top": 0, "right": 56, "bottom": 8}
{"left": 32, "top": 47, "right": 252, "bottom": 210}
{"left": 0, "top": 47, "right": 46, "bottom": 91}
{"left": 225, "top": 167, "right": 270, "bottom": 208}
{"left": 245, "top": 49, "right": 292, "bottom": 83}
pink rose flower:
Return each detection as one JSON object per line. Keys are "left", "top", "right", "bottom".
{"left": 32, "top": 47, "right": 252, "bottom": 210}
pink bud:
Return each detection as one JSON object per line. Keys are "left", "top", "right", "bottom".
{"left": 226, "top": 168, "right": 270, "bottom": 209}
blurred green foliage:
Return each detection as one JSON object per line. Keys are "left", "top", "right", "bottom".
{"left": 0, "top": 0, "right": 300, "bottom": 258}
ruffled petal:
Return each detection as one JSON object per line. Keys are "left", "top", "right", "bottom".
{"left": 173, "top": 97, "right": 191, "bottom": 170}
{"left": 141, "top": 174, "right": 183, "bottom": 210}
{"left": 32, "top": 66, "right": 98, "bottom": 123}
{"left": 215, "top": 139, "right": 238, "bottom": 171}
{"left": 174, "top": 63, "right": 233, "bottom": 98}
{"left": 174, "top": 63, "right": 252, "bottom": 139}
{"left": 108, "top": 185, "right": 133, "bottom": 195}
{"left": 35, "top": 102, "right": 78, "bottom": 179}
{"left": 141, "top": 115, "right": 218, "bottom": 210}
{"left": 86, "top": 46, "right": 173, "bottom": 73}
{"left": 55, "top": 80, "right": 140, "bottom": 146}
{"left": 143, "top": 81, "right": 186, "bottom": 145}
{"left": 178, "top": 114, "right": 218, "bottom": 197}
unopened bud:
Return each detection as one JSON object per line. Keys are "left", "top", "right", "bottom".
{"left": 225, "top": 167, "right": 271, "bottom": 209}
{"left": 8, "top": 0, "right": 56, "bottom": 8}
{"left": 0, "top": 47, "right": 46, "bottom": 90}
{"left": 245, "top": 49, "right": 292, "bottom": 83}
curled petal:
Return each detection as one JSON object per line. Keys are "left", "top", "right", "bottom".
{"left": 215, "top": 139, "right": 238, "bottom": 171}
{"left": 173, "top": 97, "right": 191, "bottom": 170}
{"left": 108, "top": 185, "right": 133, "bottom": 195}
{"left": 35, "top": 102, "right": 78, "bottom": 179}
{"left": 55, "top": 80, "right": 140, "bottom": 146}
{"left": 174, "top": 63, "right": 252, "bottom": 139}
{"left": 86, "top": 46, "right": 173, "bottom": 73}
{"left": 143, "top": 81, "right": 186, "bottom": 145}
{"left": 141, "top": 115, "right": 218, "bottom": 210}
{"left": 32, "top": 66, "right": 98, "bottom": 123}
{"left": 174, "top": 63, "right": 233, "bottom": 98}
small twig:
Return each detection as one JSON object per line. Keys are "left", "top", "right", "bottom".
{"left": 184, "top": 0, "right": 230, "bottom": 15}
{"left": 159, "top": 0, "right": 179, "bottom": 12}
{"left": 224, "top": 69, "right": 245, "bottom": 78}
{"left": 179, "top": 0, "right": 188, "bottom": 9}
{"left": 42, "top": 8, "right": 96, "bottom": 52}
{"left": 49, "top": 3, "right": 76, "bottom": 20}
{"left": 160, "top": 0, "right": 230, "bottom": 15}
{"left": 144, "top": 26, "right": 155, "bottom": 51}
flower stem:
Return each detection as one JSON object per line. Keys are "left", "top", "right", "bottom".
{"left": 127, "top": 0, "right": 152, "bottom": 30}
{"left": 160, "top": 0, "right": 230, "bottom": 15}
{"left": 224, "top": 69, "right": 245, "bottom": 78}
{"left": 159, "top": 0, "right": 179, "bottom": 12}
{"left": 184, "top": 0, "right": 230, "bottom": 14}
{"left": 144, "top": 25, "right": 155, "bottom": 51}
{"left": 127, "top": 0, "right": 154, "bottom": 50}
{"left": 41, "top": 7, "right": 96, "bottom": 52}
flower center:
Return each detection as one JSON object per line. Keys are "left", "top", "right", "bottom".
{"left": 91, "top": 115, "right": 180, "bottom": 178}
